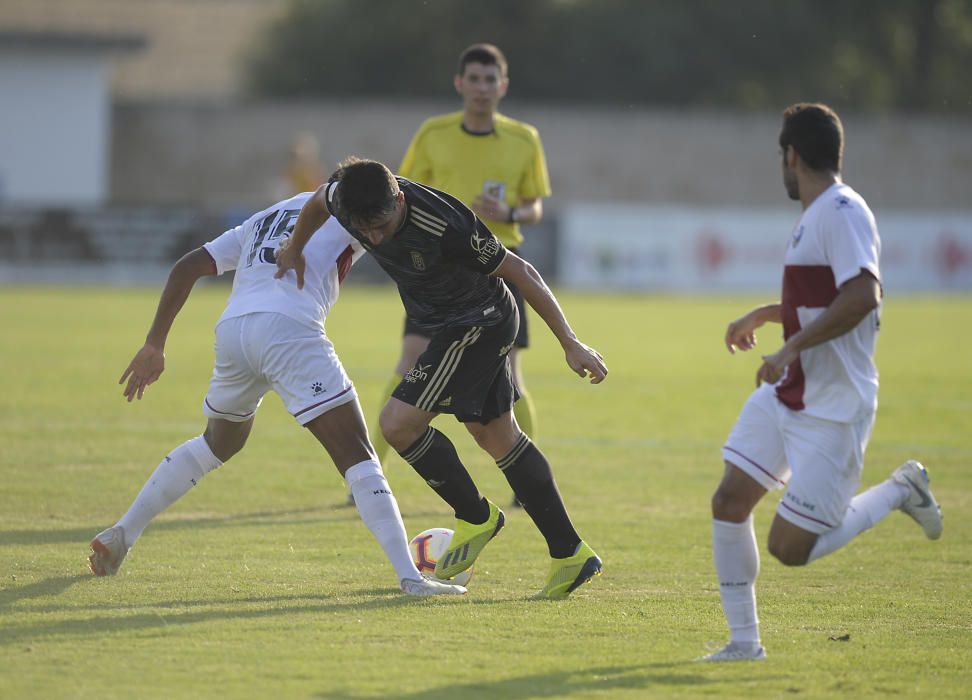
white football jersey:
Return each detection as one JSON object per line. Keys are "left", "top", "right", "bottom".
{"left": 204, "top": 192, "right": 364, "bottom": 332}
{"left": 776, "top": 182, "right": 881, "bottom": 423}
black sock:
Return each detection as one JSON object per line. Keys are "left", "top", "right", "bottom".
{"left": 497, "top": 434, "right": 580, "bottom": 558}
{"left": 399, "top": 427, "right": 489, "bottom": 524}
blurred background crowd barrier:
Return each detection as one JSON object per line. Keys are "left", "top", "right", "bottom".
{"left": 1, "top": 0, "right": 969, "bottom": 290}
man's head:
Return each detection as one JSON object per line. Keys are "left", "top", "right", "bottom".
{"left": 455, "top": 43, "right": 509, "bottom": 119}
{"left": 779, "top": 103, "right": 844, "bottom": 200}
{"left": 333, "top": 157, "right": 404, "bottom": 243}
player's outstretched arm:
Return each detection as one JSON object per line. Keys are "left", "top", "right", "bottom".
{"left": 274, "top": 184, "right": 331, "bottom": 289}
{"left": 756, "top": 271, "right": 880, "bottom": 386}
{"left": 493, "top": 252, "right": 607, "bottom": 384}
{"left": 725, "top": 303, "right": 782, "bottom": 354}
{"left": 119, "top": 247, "right": 215, "bottom": 402}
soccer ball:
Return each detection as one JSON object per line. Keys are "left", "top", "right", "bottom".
{"left": 409, "top": 527, "right": 474, "bottom": 586}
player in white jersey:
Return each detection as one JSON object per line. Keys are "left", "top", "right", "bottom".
{"left": 87, "top": 192, "right": 465, "bottom": 598}
{"left": 700, "top": 103, "right": 943, "bottom": 662}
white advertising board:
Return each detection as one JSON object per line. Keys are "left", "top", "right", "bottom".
{"left": 560, "top": 204, "right": 972, "bottom": 292}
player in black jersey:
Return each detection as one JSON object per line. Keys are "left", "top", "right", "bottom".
{"left": 276, "top": 157, "right": 607, "bottom": 599}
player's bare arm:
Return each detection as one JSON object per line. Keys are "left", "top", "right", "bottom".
{"left": 757, "top": 270, "right": 881, "bottom": 386}
{"left": 725, "top": 303, "right": 783, "bottom": 354}
{"left": 493, "top": 252, "right": 607, "bottom": 384}
{"left": 119, "top": 247, "right": 216, "bottom": 402}
{"left": 274, "top": 184, "right": 331, "bottom": 289}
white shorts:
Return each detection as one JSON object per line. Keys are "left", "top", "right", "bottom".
{"left": 203, "top": 312, "right": 357, "bottom": 426}
{"left": 721, "top": 383, "right": 875, "bottom": 534}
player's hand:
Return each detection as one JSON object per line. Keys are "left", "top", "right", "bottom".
{"left": 725, "top": 312, "right": 762, "bottom": 354}
{"left": 755, "top": 346, "right": 797, "bottom": 387}
{"left": 119, "top": 343, "right": 165, "bottom": 402}
{"left": 471, "top": 193, "right": 508, "bottom": 222}
{"left": 274, "top": 237, "right": 306, "bottom": 289}
{"left": 564, "top": 340, "right": 608, "bottom": 384}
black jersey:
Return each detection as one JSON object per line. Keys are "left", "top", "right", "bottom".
{"left": 324, "top": 177, "right": 514, "bottom": 334}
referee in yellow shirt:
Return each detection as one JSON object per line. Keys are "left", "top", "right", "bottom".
{"left": 365, "top": 44, "right": 551, "bottom": 507}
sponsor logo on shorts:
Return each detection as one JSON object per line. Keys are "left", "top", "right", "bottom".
{"left": 785, "top": 491, "right": 816, "bottom": 511}
{"left": 410, "top": 251, "right": 426, "bottom": 271}
{"left": 438, "top": 396, "right": 452, "bottom": 407}
{"left": 311, "top": 381, "right": 325, "bottom": 396}
{"left": 498, "top": 341, "right": 515, "bottom": 357}
{"left": 404, "top": 363, "right": 432, "bottom": 383}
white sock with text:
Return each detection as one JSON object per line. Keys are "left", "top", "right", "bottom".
{"left": 117, "top": 436, "right": 222, "bottom": 545}
{"left": 713, "top": 517, "right": 761, "bottom": 644}
{"left": 346, "top": 460, "right": 421, "bottom": 582}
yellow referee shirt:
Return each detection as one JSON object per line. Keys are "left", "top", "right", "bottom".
{"left": 398, "top": 111, "right": 551, "bottom": 248}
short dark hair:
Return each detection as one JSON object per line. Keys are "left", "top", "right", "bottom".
{"left": 458, "top": 43, "right": 508, "bottom": 77}
{"left": 779, "top": 103, "right": 844, "bottom": 173}
{"left": 333, "top": 157, "right": 398, "bottom": 224}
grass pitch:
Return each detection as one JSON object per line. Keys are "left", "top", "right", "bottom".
{"left": 1, "top": 284, "right": 970, "bottom": 699}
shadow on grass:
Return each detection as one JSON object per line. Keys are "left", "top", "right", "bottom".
{"left": 313, "top": 663, "right": 716, "bottom": 699}
{"left": 2, "top": 505, "right": 452, "bottom": 548}
{"left": 0, "top": 574, "right": 88, "bottom": 609}
{"left": 0, "top": 586, "right": 435, "bottom": 647}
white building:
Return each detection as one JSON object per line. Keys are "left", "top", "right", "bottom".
{"left": 0, "top": 30, "right": 144, "bottom": 205}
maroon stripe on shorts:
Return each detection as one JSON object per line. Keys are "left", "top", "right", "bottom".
{"left": 293, "top": 385, "right": 354, "bottom": 417}
{"left": 205, "top": 398, "right": 254, "bottom": 418}
{"left": 723, "top": 445, "right": 786, "bottom": 487}
{"left": 780, "top": 500, "right": 834, "bottom": 529}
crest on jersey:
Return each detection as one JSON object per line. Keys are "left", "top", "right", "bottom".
{"left": 791, "top": 225, "right": 805, "bottom": 248}
{"left": 410, "top": 251, "right": 426, "bottom": 271}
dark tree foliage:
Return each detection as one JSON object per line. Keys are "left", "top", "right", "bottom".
{"left": 245, "top": 0, "right": 972, "bottom": 112}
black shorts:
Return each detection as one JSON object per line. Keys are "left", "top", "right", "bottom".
{"left": 392, "top": 310, "right": 520, "bottom": 424}
{"left": 504, "top": 277, "right": 529, "bottom": 348}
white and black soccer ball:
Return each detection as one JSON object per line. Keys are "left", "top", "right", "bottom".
{"left": 408, "top": 527, "right": 474, "bottom": 587}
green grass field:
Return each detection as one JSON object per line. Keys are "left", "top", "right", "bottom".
{"left": 1, "top": 284, "right": 970, "bottom": 699}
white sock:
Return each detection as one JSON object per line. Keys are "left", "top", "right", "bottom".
{"left": 713, "top": 517, "right": 761, "bottom": 644}
{"left": 116, "top": 436, "right": 222, "bottom": 546}
{"left": 808, "top": 478, "right": 908, "bottom": 563}
{"left": 345, "top": 460, "right": 421, "bottom": 582}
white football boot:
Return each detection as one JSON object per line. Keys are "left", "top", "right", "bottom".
{"left": 697, "top": 641, "right": 767, "bottom": 662}
{"left": 400, "top": 576, "right": 467, "bottom": 597}
{"left": 891, "top": 460, "right": 943, "bottom": 540}
{"left": 88, "top": 526, "right": 130, "bottom": 576}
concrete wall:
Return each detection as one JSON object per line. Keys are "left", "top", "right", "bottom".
{"left": 110, "top": 100, "right": 972, "bottom": 211}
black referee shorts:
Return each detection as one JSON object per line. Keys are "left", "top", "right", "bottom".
{"left": 392, "top": 310, "right": 520, "bottom": 424}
